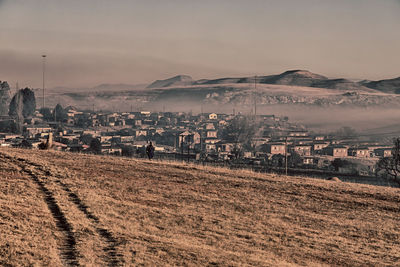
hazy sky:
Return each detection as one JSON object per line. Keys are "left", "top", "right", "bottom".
{"left": 1, "top": 0, "right": 399, "bottom": 88}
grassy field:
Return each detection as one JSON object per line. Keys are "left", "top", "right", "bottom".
{"left": 0, "top": 148, "right": 399, "bottom": 266}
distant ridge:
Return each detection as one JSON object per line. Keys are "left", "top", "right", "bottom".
{"left": 362, "top": 77, "right": 400, "bottom": 93}
{"left": 148, "top": 70, "right": 373, "bottom": 91}
{"left": 146, "top": 75, "right": 193, "bottom": 89}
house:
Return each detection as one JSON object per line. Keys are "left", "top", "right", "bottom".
{"left": 251, "top": 137, "right": 271, "bottom": 149}
{"left": 302, "top": 156, "right": 315, "bottom": 165}
{"left": 292, "top": 144, "right": 312, "bottom": 156}
{"left": 134, "top": 129, "right": 147, "bottom": 137}
{"left": 323, "top": 145, "right": 348, "bottom": 158}
{"left": 266, "top": 143, "right": 286, "bottom": 155}
{"left": 348, "top": 147, "right": 370, "bottom": 158}
{"left": 374, "top": 148, "right": 392, "bottom": 158}
{"left": 288, "top": 130, "right": 308, "bottom": 137}
{"left": 216, "top": 142, "right": 237, "bottom": 153}
{"left": 24, "top": 126, "right": 52, "bottom": 138}
{"left": 208, "top": 113, "right": 218, "bottom": 120}
{"left": 178, "top": 131, "right": 200, "bottom": 148}
{"left": 205, "top": 123, "right": 215, "bottom": 130}
{"left": 205, "top": 143, "right": 217, "bottom": 152}
{"left": 206, "top": 130, "right": 218, "bottom": 138}
{"left": 313, "top": 142, "right": 330, "bottom": 152}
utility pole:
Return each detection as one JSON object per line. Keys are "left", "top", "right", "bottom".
{"left": 187, "top": 134, "right": 191, "bottom": 163}
{"left": 254, "top": 75, "right": 257, "bottom": 117}
{"left": 285, "top": 137, "right": 288, "bottom": 176}
{"left": 42, "top": 55, "right": 47, "bottom": 108}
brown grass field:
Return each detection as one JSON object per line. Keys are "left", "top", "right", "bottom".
{"left": 0, "top": 148, "right": 399, "bottom": 266}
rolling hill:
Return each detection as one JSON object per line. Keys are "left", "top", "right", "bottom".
{"left": 363, "top": 77, "right": 400, "bottom": 93}
{"left": 147, "top": 75, "right": 194, "bottom": 89}
{"left": 1, "top": 148, "right": 399, "bottom": 266}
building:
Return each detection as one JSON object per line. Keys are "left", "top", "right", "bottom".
{"left": 348, "top": 147, "right": 370, "bottom": 158}
{"left": 178, "top": 131, "right": 200, "bottom": 148}
{"left": 374, "top": 148, "right": 392, "bottom": 158}
{"left": 292, "top": 144, "right": 312, "bottom": 156}
{"left": 266, "top": 143, "right": 286, "bottom": 155}
{"left": 323, "top": 145, "right": 348, "bottom": 158}
{"left": 208, "top": 113, "right": 218, "bottom": 120}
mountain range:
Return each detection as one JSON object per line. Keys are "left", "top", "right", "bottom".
{"left": 146, "top": 70, "right": 400, "bottom": 93}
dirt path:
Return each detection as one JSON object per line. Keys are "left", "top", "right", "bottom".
{"left": 0, "top": 152, "right": 124, "bottom": 266}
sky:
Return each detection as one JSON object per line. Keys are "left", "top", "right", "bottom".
{"left": 0, "top": 0, "right": 399, "bottom": 88}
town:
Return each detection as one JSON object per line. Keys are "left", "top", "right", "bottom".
{"left": 0, "top": 86, "right": 394, "bottom": 180}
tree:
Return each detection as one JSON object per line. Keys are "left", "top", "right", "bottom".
{"left": 80, "top": 134, "right": 93, "bottom": 145}
{"left": 39, "top": 107, "right": 53, "bottom": 121}
{"left": 121, "top": 145, "right": 135, "bottom": 157}
{"left": 89, "top": 138, "right": 102, "bottom": 154}
{"left": 376, "top": 138, "right": 400, "bottom": 186}
{"left": 289, "top": 151, "right": 302, "bottom": 168}
{"left": 0, "top": 81, "right": 11, "bottom": 116}
{"left": 221, "top": 115, "right": 257, "bottom": 158}
{"left": 53, "top": 104, "right": 68, "bottom": 122}
{"left": 9, "top": 88, "right": 36, "bottom": 118}
{"left": 331, "top": 158, "right": 351, "bottom": 172}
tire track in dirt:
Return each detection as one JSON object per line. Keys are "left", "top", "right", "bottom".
{"left": 1, "top": 152, "right": 124, "bottom": 266}
{"left": 0, "top": 153, "right": 80, "bottom": 266}
{"left": 56, "top": 180, "right": 123, "bottom": 266}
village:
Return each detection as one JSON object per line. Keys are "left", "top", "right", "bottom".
{"left": 0, "top": 104, "right": 394, "bottom": 178}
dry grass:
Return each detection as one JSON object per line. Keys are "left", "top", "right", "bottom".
{"left": 0, "top": 148, "right": 400, "bottom": 266}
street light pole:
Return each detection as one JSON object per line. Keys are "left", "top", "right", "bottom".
{"left": 42, "top": 54, "right": 47, "bottom": 109}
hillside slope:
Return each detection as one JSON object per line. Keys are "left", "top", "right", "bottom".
{"left": 1, "top": 148, "right": 399, "bottom": 266}
{"left": 363, "top": 77, "right": 400, "bottom": 93}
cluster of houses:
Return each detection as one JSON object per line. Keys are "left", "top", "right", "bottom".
{"left": 0, "top": 107, "right": 393, "bottom": 175}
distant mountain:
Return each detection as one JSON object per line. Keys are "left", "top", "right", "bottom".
{"left": 311, "top": 78, "right": 372, "bottom": 91}
{"left": 259, "top": 70, "right": 327, "bottom": 87}
{"left": 362, "top": 77, "right": 400, "bottom": 94}
{"left": 147, "top": 75, "right": 193, "bottom": 89}
{"left": 150, "top": 70, "right": 372, "bottom": 91}
{"left": 91, "top": 83, "right": 146, "bottom": 92}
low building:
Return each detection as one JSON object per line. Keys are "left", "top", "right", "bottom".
{"left": 348, "top": 147, "right": 370, "bottom": 158}
{"left": 323, "top": 145, "right": 348, "bottom": 158}
{"left": 266, "top": 143, "right": 286, "bottom": 155}
{"left": 208, "top": 113, "right": 218, "bottom": 120}
{"left": 313, "top": 142, "right": 330, "bottom": 152}
{"left": 374, "top": 148, "right": 392, "bottom": 158}
{"left": 292, "top": 144, "right": 312, "bottom": 156}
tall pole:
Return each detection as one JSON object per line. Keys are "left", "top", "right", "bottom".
{"left": 285, "top": 137, "right": 288, "bottom": 176}
{"left": 254, "top": 75, "right": 257, "bottom": 117}
{"left": 42, "top": 55, "right": 47, "bottom": 109}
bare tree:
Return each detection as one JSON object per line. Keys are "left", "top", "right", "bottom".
{"left": 376, "top": 138, "right": 400, "bottom": 186}
{"left": 221, "top": 115, "right": 257, "bottom": 158}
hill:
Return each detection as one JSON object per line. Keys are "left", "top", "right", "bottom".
{"left": 148, "top": 70, "right": 372, "bottom": 91}
{"left": 1, "top": 148, "right": 399, "bottom": 266}
{"left": 146, "top": 75, "right": 193, "bottom": 89}
{"left": 363, "top": 77, "right": 400, "bottom": 94}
